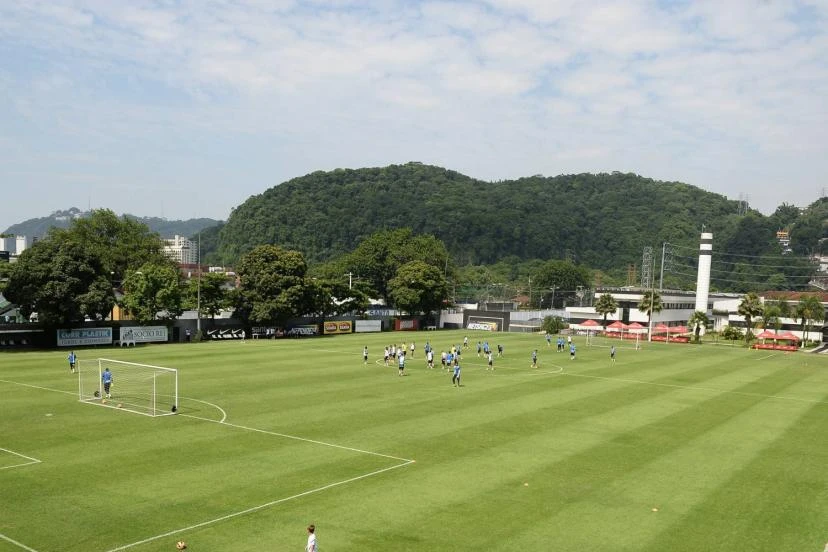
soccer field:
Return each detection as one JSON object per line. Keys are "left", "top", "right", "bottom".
{"left": 1, "top": 331, "right": 826, "bottom": 552}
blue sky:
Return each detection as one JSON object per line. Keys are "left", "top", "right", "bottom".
{"left": 1, "top": 0, "right": 826, "bottom": 227}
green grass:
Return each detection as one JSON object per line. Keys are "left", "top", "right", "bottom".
{"left": 1, "top": 331, "right": 826, "bottom": 552}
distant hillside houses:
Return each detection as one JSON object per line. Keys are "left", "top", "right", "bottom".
{"left": 0, "top": 234, "right": 33, "bottom": 261}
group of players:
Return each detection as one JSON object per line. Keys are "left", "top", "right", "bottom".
{"left": 366, "top": 336, "right": 508, "bottom": 386}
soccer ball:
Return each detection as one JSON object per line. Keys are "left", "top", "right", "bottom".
{"left": 176, "top": 541, "right": 187, "bottom": 550}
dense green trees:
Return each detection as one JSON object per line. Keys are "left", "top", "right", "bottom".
{"left": 184, "top": 272, "right": 231, "bottom": 321}
{"left": 794, "top": 295, "right": 824, "bottom": 346}
{"left": 3, "top": 210, "right": 171, "bottom": 326}
{"left": 234, "top": 245, "right": 312, "bottom": 325}
{"left": 388, "top": 261, "right": 449, "bottom": 315}
{"left": 121, "top": 263, "right": 184, "bottom": 323}
{"left": 211, "top": 163, "right": 821, "bottom": 294}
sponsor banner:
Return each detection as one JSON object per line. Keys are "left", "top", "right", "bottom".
{"left": 366, "top": 308, "right": 398, "bottom": 317}
{"left": 57, "top": 327, "right": 113, "bottom": 347}
{"left": 287, "top": 324, "right": 318, "bottom": 337}
{"left": 395, "top": 319, "right": 418, "bottom": 331}
{"left": 355, "top": 320, "right": 382, "bottom": 333}
{"left": 323, "top": 320, "right": 353, "bottom": 335}
{"left": 467, "top": 322, "right": 497, "bottom": 331}
{"left": 120, "top": 326, "right": 168, "bottom": 344}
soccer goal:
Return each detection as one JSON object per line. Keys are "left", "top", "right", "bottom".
{"left": 78, "top": 358, "right": 179, "bottom": 417}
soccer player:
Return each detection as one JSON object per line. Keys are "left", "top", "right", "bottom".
{"left": 410, "top": 342, "right": 415, "bottom": 358}
{"left": 363, "top": 346, "right": 368, "bottom": 365}
{"left": 441, "top": 350, "right": 447, "bottom": 369}
{"left": 67, "top": 351, "right": 77, "bottom": 374}
{"left": 546, "top": 332, "right": 552, "bottom": 347}
{"left": 451, "top": 359, "right": 461, "bottom": 387}
{"left": 497, "top": 343, "right": 503, "bottom": 357}
{"left": 384, "top": 347, "right": 390, "bottom": 367}
{"left": 477, "top": 341, "right": 482, "bottom": 357}
{"left": 610, "top": 345, "right": 616, "bottom": 363}
{"left": 531, "top": 349, "right": 538, "bottom": 368}
{"left": 102, "top": 367, "right": 113, "bottom": 399}
{"left": 427, "top": 348, "right": 434, "bottom": 369}
{"left": 570, "top": 342, "right": 576, "bottom": 360}
{"left": 398, "top": 351, "right": 405, "bottom": 376}
{"left": 483, "top": 341, "right": 490, "bottom": 355}
{"left": 463, "top": 336, "right": 469, "bottom": 348}
{"left": 487, "top": 351, "right": 494, "bottom": 370}
{"left": 306, "top": 524, "right": 317, "bottom": 552}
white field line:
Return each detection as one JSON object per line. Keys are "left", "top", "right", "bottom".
{"left": 0, "top": 533, "right": 42, "bottom": 552}
{"left": 0, "top": 448, "right": 42, "bottom": 470}
{"left": 755, "top": 353, "right": 780, "bottom": 361}
{"left": 103, "top": 459, "right": 414, "bottom": 552}
{"left": 183, "top": 413, "right": 414, "bottom": 463}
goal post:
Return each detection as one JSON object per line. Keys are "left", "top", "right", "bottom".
{"left": 78, "top": 358, "right": 179, "bottom": 417}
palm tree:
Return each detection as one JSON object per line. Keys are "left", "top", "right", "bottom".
{"left": 796, "top": 295, "right": 824, "bottom": 347}
{"left": 594, "top": 293, "right": 617, "bottom": 327}
{"left": 688, "top": 310, "right": 709, "bottom": 343}
{"left": 759, "top": 304, "right": 781, "bottom": 333}
{"left": 737, "top": 292, "right": 763, "bottom": 346}
{"left": 638, "top": 291, "right": 663, "bottom": 341}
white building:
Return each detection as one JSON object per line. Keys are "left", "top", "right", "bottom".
{"left": 0, "top": 236, "right": 15, "bottom": 254}
{"left": 15, "top": 235, "right": 30, "bottom": 255}
{"left": 163, "top": 235, "right": 198, "bottom": 265}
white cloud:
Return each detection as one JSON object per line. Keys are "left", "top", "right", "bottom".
{"left": 0, "top": 0, "right": 826, "bottom": 225}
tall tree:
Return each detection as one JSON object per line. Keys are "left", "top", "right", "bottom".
{"left": 4, "top": 238, "right": 114, "bottom": 325}
{"left": 235, "top": 245, "right": 311, "bottom": 325}
{"left": 687, "top": 311, "right": 709, "bottom": 343}
{"left": 388, "top": 260, "right": 449, "bottom": 315}
{"left": 638, "top": 291, "right": 663, "bottom": 339}
{"left": 758, "top": 304, "right": 781, "bottom": 332}
{"left": 184, "top": 272, "right": 231, "bottom": 321}
{"left": 594, "top": 293, "right": 618, "bottom": 327}
{"left": 345, "top": 228, "right": 450, "bottom": 304}
{"left": 737, "top": 292, "right": 764, "bottom": 345}
{"left": 121, "top": 262, "right": 184, "bottom": 323}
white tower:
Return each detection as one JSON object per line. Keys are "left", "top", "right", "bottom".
{"left": 695, "top": 232, "right": 713, "bottom": 313}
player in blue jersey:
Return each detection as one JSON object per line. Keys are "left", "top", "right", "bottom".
{"left": 546, "top": 332, "right": 552, "bottom": 347}
{"left": 101, "top": 367, "right": 113, "bottom": 398}
{"left": 67, "top": 351, "right": 77, "bottom": 374}
{"left": 451, "top": 359, "right": 461, "bottom": 387}
{"left": 570, "top": 342, "right": 576, "bottom": 360}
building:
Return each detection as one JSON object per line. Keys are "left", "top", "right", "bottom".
{"left": 163, "top": 235, "right": 198, "bottom": 265}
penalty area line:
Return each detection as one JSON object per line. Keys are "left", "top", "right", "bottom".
{"left": 103, "top": 459, "right": 415, "bottom": 552}
{"left": 0, "top": 448, "right": 42, "bottom": 470}
{"left": 0, "top": 533, "right": 42, "bottom": 552}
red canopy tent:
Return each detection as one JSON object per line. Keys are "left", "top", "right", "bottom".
{"left": 652, "top": 323, "right": 670, "bottom": 334}
{"left": 606, "top": 321, "right": 627, "bottom": 332}
{"left": 668, "top": 325, "right": 689, "bottom": 334}
{"left": 778, "top": 332, "right": 801, "bottom": 342}
{"left": 755, "top": 329, "right": 779, "bottom": 340}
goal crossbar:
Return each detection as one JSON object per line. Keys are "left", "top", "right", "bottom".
{"left": 78, "top": 358, "right": 179, "bottom": 417}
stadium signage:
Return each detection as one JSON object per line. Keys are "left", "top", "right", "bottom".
{"left": 287, "top": 325, "right": 318, "bottom": 336}
{"left": 121, "top": 326, "right": 168, "bottom": 344}
{"left": 355, "top": 320, "right": 382, "bottom": 333}
{"left": 323, "top": 321, "right": 353, "bottom": 335}
{"left": 57, "top": 327, "right": 113, "bottom": 347}
{"left": 467, "top": 322, "right": 497, "bottom": 331}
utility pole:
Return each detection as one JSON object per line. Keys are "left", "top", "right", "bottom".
{"left": 345, "top": 272, "right": 353, "bottom": 289}
{"left": 528, "top": 276, "right": 532, "bottom": 309}
{"left": 196, "top": 231, "right": 201, "bottom": 333}
{"left": 659, "top": 243, "right": 667, "bottom": 290}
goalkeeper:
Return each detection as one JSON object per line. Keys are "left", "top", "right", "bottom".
{"left": 102, "top": 367, "right": 113, "bottom": 399}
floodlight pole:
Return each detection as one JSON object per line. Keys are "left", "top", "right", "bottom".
{"left": 659, "top": 242, "right": 666, "bottom": 291}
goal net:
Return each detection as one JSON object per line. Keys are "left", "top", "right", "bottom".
{"left": 78, "top": 358, "right": 179, "bottom": 417}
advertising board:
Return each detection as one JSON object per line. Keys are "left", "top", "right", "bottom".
{"left": 287, "top": 324, "right": 319, "bottom": 337}
{"left": 120, "top": 326, "right": 168, "bottom": 344}
{"left": 323, "top": 321, "right": 353, "bottom": 335}
{"left": 355, "top": 320, "right": 382, "bottom": 333}
{"left": 57, "top": 327, "right": 113, "bottom": 347}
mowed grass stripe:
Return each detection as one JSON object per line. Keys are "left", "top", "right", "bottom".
{"left": 642, "top": 398, "right": 828, "bottom": 552}
{"left": 330, "top": 353, "right": 791, "bottom": 455}
{"left": 499, "top": 375, "right": 826, "bottom": 552}
{"left": 337, "top": 364, "right": 816, "bottom": 550}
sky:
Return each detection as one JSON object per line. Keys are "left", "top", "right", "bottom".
{"left": 1, "top": 0, "right": 827, "bottom": 227}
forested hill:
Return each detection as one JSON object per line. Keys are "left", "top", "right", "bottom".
{"left": 3, "top": 208, "right": 222, "bottom": 241}
{"left": 216, "top": 163, "right": 813, "bottom": 271}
